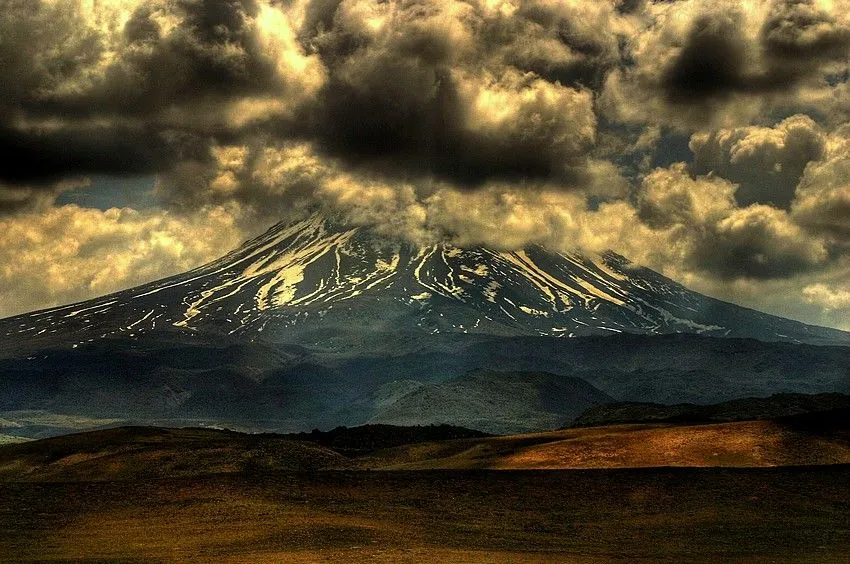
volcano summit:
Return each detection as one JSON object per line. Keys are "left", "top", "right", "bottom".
{"left": 1, "top": 214, "right": 848, "bottom": 436}
{"left": 3, "top": 213, "right": 848, "bottom": 353}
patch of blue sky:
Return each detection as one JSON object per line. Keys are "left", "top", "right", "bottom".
{"left": 55, "top": 175, "right": 157, "bottom": 210}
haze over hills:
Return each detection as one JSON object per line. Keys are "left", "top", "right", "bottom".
{"left": 0, "top": 213, "right": 849, "bottom": 437}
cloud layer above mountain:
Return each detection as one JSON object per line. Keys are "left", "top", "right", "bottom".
{"left": 1, "top": 0, "right": 849, "bottom": 330}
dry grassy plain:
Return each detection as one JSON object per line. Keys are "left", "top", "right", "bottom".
{"left": 1, "top": 422, "right": 849, "bottom": 562}
{"left": 2, "top": 466, "right": 850, "bottom": 562}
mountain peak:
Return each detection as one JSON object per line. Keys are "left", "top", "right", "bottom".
{"left": 2, "top": 212, "right": 849, "bottom": 355}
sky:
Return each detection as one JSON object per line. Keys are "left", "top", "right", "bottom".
{"left": 0, "top": 0, "right": 848, "bottom": 330}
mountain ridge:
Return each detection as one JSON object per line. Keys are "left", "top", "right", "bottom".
{"left": 1, "top": 213, "right": 849, "bottom": 438}
{"left": 2, "top": 212, "right": 848, "bottom": 356}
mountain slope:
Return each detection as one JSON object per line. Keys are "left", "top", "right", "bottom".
{"left": 1, "top": 213, "right": 849, "bottom": 438}
{"left": 2, "top": 213, "right": 848, "bottom": 359}
{"left": 571, "top": 392, "right": 850, "bottom": 427}
{"left": 370, "top": 371, "right": 613, "bottom": 434}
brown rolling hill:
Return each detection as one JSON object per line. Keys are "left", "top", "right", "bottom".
{"left": 0, "top": 424, "right": 489, "bottom": 482}
{"left": 0, "top": 426, "right": 350, "bottom": 482}
{"left": 354, "top": 409, "right": 850, "bottom": 470}
{"left": 2, "top": 409, "right": 850, "bottom": 481}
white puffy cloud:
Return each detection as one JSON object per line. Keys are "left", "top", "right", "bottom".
{"left": 791, "top": 126, "right": 850, "bottom": 242}
{"left": 634, "top": 163, "right": 828, "bottom": 279}
{"left": 0, "top": 203, "right": 245, "bottom": 318}
{"left": 689, "top": 114, "right": 826, "bottom": 207}
{"left": 804, "top": 282, "right": 850, "bottom": 311}
{"left": 637, "top": 163, "right": 737, "bottom": 228}
{"left": 448, "top": 68, "right": 597, "bottom": 181}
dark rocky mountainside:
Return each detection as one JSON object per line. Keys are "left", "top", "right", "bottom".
{"left": 370, "top": 371, "right": 614, "bottom": 434}
{"left": 571, "top": 392, "right": 850, "bottom": 427}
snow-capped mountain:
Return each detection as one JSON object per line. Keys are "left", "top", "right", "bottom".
{"left": 3, "top": 212, "right": 849, "bottom": 355}
{"left": 2, "top": 212, "right": 849, "bottom": 438}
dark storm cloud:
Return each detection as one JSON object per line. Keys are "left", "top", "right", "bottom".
{"left": 688, "top": 208, "right": 827, "bottom": 280}
{"left": 0, "top": 0, "right": 289, "bottom": 200}
{"left": 295, "top": 0, "right": 605, "bottom": 187}
{"left": 662, "top": 14, "right": 749, "bottom": 103}
{"left": 306, "top": 59, "right": 590, "bottom": 186}
{"left": 661, "top": 1, "right": 850, "bottom": 105}
{"left": 300, "top": 0, "right": 344, "bottom": 39}
{"left": 0, "top": 0, "right": 614, "bottom": 202}
{"left": 87, "top": 0, "right": 279, "bottom": 116}
{"left": 0, "top": 124, "right": 184, "bottom": 186}
{"left": 762, "top": 0, "right": 850, "bottom": 62}
{"left": 300, "top": 0, "right": 621, "bottom": 88}
{"left": 614, "top": 0, "right": 645, "bottom": 15}
{"left": 795, "top": 192, "right": 850, "bottom": 242}
{"left": 307, "top": 46, "right": 456, "bottom": 165}
{"left": 3, "top": 0, "right": 848, "bottom": 200}
{"left": 501, "top": 2, "right": 621, "bottom": 89}
{"left": 636, "top": 164, "right": 827, "bottom": 281}
{"left": 18, "top": 0, "right": 279, "bottom": 119}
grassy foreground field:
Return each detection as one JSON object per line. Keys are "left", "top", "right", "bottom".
{"left": 1, "top": 420, "right": 849, "bottom": 562}
{"left": 1, "top": 467, "right": 850, "bottom": 562}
